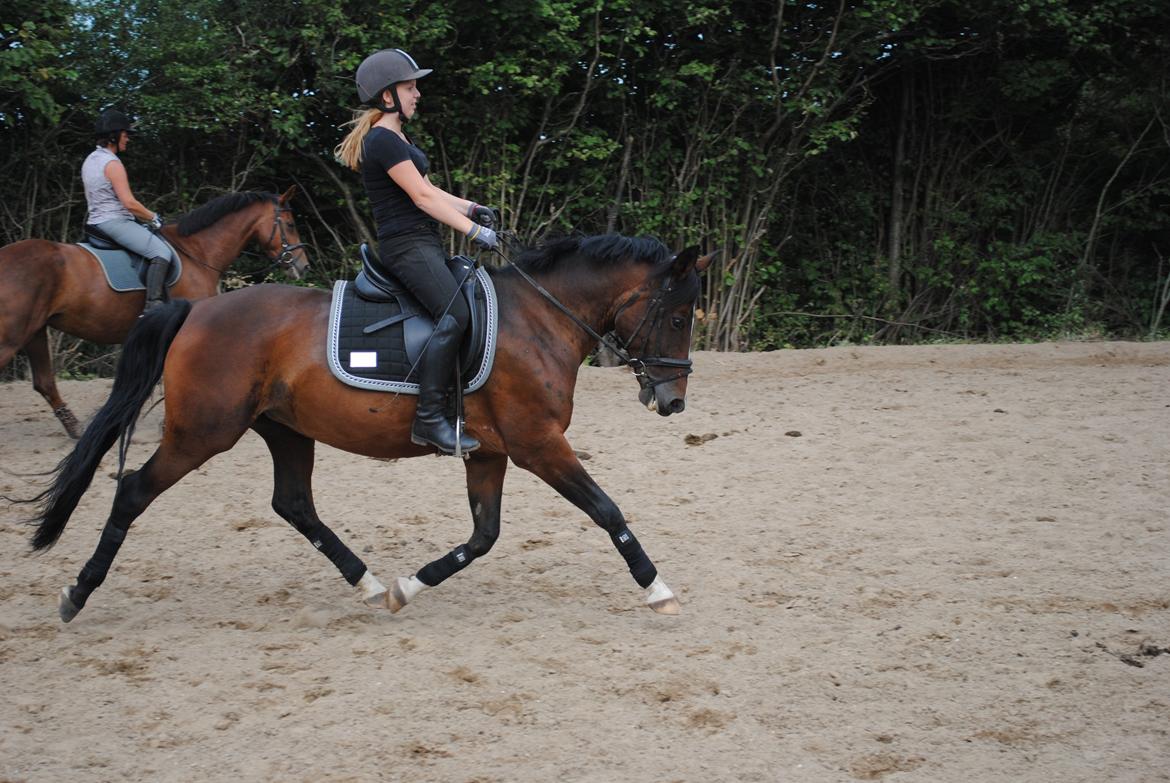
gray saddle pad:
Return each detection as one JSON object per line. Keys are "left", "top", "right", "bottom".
{"left": 325, "top": 268, "right": 499, "bottom": 395}
{"left": 76, "top": 243, "right": 182, "bottom": 292}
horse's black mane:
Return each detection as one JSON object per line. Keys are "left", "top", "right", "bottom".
{"left": 515, "top": 234, "right": 671, "bottom": 273}
{"left": 176, "top": 191, "right": 276, "bottom": 237}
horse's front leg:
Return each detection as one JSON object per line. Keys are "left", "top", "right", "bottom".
{"left": 386, "top": 452, "right": 508, "bottom": 613}
{"left": 512, "top": 436, "right": 680, "bottom": 615}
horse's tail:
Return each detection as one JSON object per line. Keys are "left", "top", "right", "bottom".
{"left": 28, "top": 300, "right": 193, "bottom": 550}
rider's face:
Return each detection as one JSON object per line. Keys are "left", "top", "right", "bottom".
{"left": 117, "top": 131, "right": 129, "bottom": 152}
{"left": 395, "top": 80, "right": 420, "bottom": 119}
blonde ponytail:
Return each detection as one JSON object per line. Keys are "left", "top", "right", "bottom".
{"left": 333, "top": 108, "right": 383, "bottom": 171}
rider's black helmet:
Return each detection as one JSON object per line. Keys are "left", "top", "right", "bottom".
{"left": 95, "top": 108, "right": 136, "bottom": 138}
{"left": 355, "top": 49, "right": 432, "bottom": 113}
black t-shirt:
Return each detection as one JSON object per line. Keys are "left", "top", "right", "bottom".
{"left": 361, "top": 126, "right": 436, "bottom": 240}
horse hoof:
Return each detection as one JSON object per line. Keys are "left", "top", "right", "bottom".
{"left": 644, "top": 576, "right": 681, "bottom": 615}
{"left": 648, "top": 596, "right": 681, "bottom": 615}
{"left": 362, "top": 589, "right": 389, "bottom": 609}
{"left": 58, "top": 586, "right": 82, "bottom": 623}
{"left": 386, "top": 580, "right": 410, "bottom": 613}
{"left": 53, "top": 407, "right": 82, "bottom": 440}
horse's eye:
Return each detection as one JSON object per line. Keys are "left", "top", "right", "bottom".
{"left": 671, "top": 316, "right": 685, "bottom": 329}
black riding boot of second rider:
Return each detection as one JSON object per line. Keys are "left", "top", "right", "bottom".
{"left": 411, "top": 314, "right": 480, "bottom": 455}
{"left": 142, "top": 257, "right": 170, "bottom": 313}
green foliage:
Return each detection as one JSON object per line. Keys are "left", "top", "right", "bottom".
{"left": 1, "top": 0, "right": 1167, "bottom": 379}
{"left": 0, "top": 3, "right": 76, "bottom": 124}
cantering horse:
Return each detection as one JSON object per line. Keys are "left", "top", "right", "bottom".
{"left": 26, "top": 235, "right": 713, "bottom": 621}
{"left": 0, "top": 187, "right": 308, "bottom": 437}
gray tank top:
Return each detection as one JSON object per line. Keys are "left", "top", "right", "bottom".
{"left": 82, "top": 147, "right": 133, "bottom": 224}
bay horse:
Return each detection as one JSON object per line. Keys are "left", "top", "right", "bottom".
{"left": 0, "top": 186, "right": 309, "bottom": 438}
{"left": 25, "top": 235, "right": 713, "bottom": 622}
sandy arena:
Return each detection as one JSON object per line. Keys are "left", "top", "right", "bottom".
{"left": 1, "top": 341, "right": 1168, "bottom": 782}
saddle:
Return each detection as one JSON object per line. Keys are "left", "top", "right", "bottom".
{"left": 325, "top": 244, "right": 499, "bottom": 395}
{"left": 76, "top": 224, "right": 181, "bottom": 292}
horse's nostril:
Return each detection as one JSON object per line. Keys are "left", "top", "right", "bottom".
{"left": 670, "top": 398, "right": 685, "bottom": 413}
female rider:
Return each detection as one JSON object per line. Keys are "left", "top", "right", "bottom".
{"left": 81, "top": 108, "right": 174, "bottom": 312}
{"left": 334, "top": 49, "right": 498, "bottom": 456}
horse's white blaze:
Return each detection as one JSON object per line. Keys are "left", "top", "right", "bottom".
{"left": 357, "top": 571, "right": 387, "bottom": 606}
{"left": 644, "top": 576, "right": 681, "bottom": 614}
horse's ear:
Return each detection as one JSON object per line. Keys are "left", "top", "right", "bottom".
{"left": 670, "top": 245, "right": 701, "bottom": 277}
{"left": 694, "top": 248, "right": 721, "bottom": 274}
{"left": 278, "top": 185, "right": 299, "bottom": 205}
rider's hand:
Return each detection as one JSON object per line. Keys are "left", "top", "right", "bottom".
{"left": 466, "top": 203, "right": 497, "bottom": 229}
{"left": 148, "top": 213, "right": 164, "bottom": 231}
{"left": 465, "top": 223, "right": 499, "bottom": 249}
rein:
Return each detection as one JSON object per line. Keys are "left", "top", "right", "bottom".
{"left": 496, "top": 249, "right": 693, "bottom": 391}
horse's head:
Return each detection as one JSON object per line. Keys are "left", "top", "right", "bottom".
{"left": 612, "top": 245, "right": 715, "bottom": 416}
{"left": 253, "top": 186, "right": 310, "bottom": 280}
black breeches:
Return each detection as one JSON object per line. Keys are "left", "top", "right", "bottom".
{"left": 378, "top": 232, "right": 469, "bottom": 331}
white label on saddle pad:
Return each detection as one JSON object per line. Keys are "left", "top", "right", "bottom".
{"left": 349, "top": 351, "right": 378, "bottom": 369}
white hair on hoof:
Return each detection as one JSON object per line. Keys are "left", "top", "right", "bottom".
{"left": 357, "top": 571, "right": 388, "bottom": 608}
{"left": 644, "top": 576, "right": 681, "bottom": 615}
{"left": 386, "top": 576, "right": 427, "bottom": 613}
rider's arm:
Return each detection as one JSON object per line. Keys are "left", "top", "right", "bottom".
{"left": 427, "top": 179, "right": 475, "bottom": 217}
{"left": 388, "top": 161, "right": 476, "bottom": 235}
{"left": 104, "top": 160, "right": 156, "bottom": 222}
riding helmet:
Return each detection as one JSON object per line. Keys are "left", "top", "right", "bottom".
{"left": 355, "top": 49, "right": 432, "bottom": 112}
{"left": 94, "top": 108, "right": 136, "bottom": 137}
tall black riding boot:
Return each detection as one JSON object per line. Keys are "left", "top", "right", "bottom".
{"left": 411, "top": 314, "right": 480, "bottom": 455}
{"left": 142, "top": 257, "right": 170, "bottom": 312}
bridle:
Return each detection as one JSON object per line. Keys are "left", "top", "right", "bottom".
{"left": 502, "top": 251, "right": 694, "bottom": 392}
{"left": 245, "top": 202, "right": 307, "bottom": 273}
{"left": 164, "top": 198, "right": 307, "bottom": 276}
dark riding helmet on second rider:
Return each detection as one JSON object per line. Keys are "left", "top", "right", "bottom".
{"left": 94, "top": 108, "right": 136, "bottom": 145}
{"left": 356, "top": 49, "right": 433, "bottom": 114}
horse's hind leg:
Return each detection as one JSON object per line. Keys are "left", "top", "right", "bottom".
{"left": 0, "top": 322, "right": 77, "bottom": 438}
{"left": 59, "top": 444, "right": 207, "bottom": 622}
{"left": 250, "top": 416, "right": 380, "bottom": 605}
{"left": 385, "top": 452, "right": 508, "bottom": 613}
{"left": 25, "top": 327, "right": 81, "bottom": 439}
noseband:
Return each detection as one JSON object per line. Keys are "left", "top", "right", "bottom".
{"left": 506, "top": 256, "right": 693, "bottom": 392}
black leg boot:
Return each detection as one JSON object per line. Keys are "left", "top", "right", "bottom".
{"left": 142, "top": 257, "right": 170, "bottom": 313}
{"left": 411, "top": 314, "right": 480, "bottom": 455}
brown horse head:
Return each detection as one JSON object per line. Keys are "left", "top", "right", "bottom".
{"left": 171, "top": 186, "right": 310, "bottom": 279}
{"left": 511, "top": 235, "right": 715, "bottom": 418}
{"left": 615, "top": 245, "right": 715, "bottom": 416}
{"left": 271, "top": 186, "right": 311, "bottom": 279}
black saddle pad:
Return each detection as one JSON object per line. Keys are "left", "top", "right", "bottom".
{"left": 326, "top": 263, "right": 499, "bottom": 395}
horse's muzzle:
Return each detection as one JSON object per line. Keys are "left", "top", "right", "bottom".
{"left": 639, "top": 386, "right": 686, "bottom": 416}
